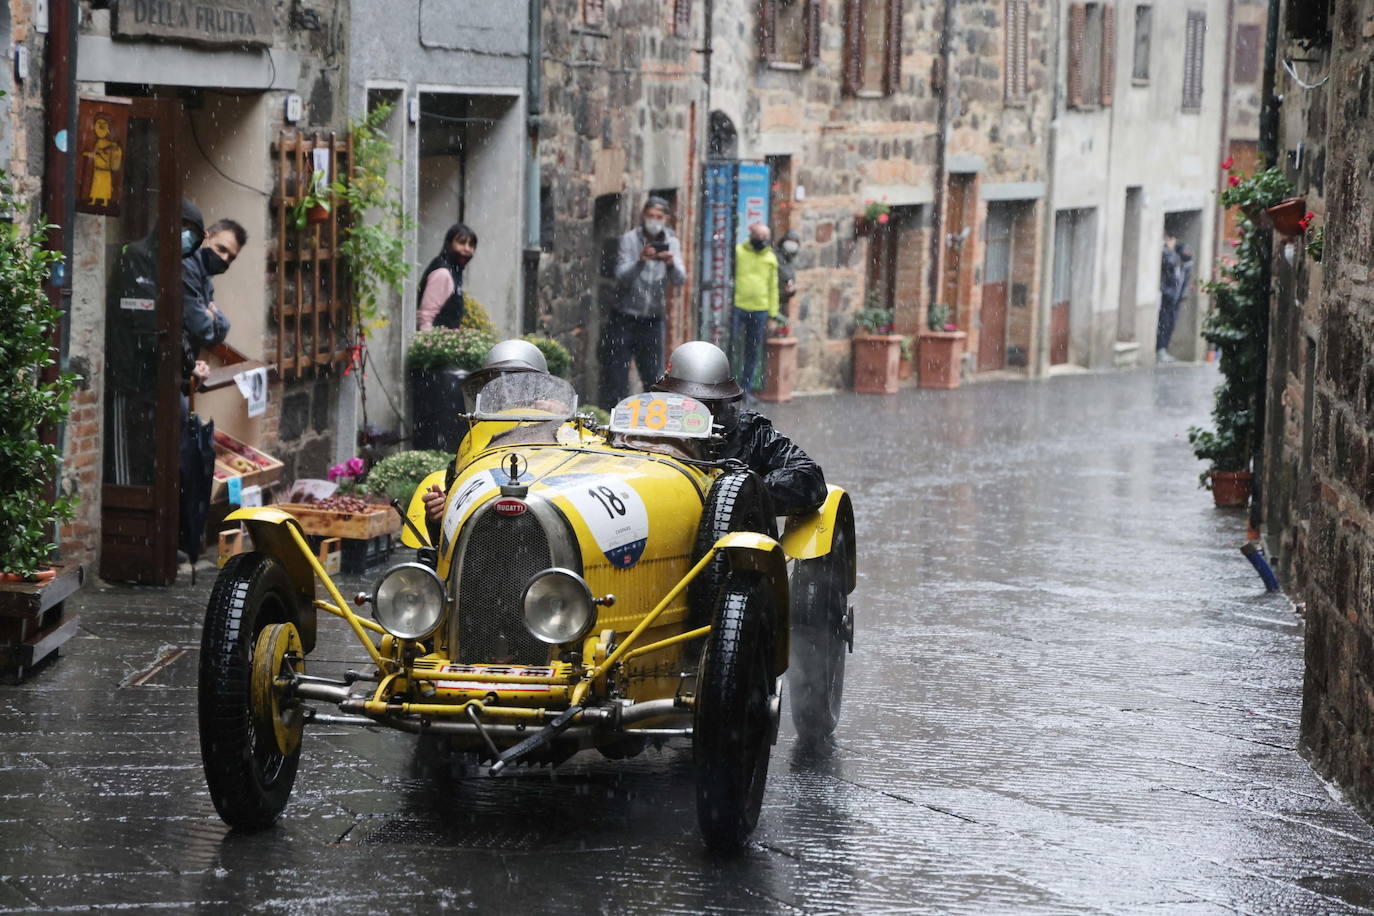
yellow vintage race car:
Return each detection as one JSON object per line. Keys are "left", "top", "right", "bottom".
{"left": 197, "top": 372, "right": 855, "bottom": 850}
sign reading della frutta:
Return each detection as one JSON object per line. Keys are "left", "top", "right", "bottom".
{"left": 113, "top": 0, "right": 272, "bottom": 48}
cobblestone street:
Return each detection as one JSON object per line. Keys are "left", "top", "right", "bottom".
{"left": 4, "top": 364, "right": 1374, "bottom": 913}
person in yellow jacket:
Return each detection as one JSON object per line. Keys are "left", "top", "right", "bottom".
{"left": 733, "top": 222, "right": 779, "bottom": 399}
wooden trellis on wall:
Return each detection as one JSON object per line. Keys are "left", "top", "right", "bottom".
{"left": 271, "top": 129, "right": 355, "bottom": 379}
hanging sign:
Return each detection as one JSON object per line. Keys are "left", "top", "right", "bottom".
{"left": 76, "top": 97, "right": 132, "bottom": 217}
{"left": 113, "top": 0, "right": 273, "bottom": 49}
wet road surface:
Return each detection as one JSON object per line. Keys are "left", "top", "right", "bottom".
{"left": 4, "top": 365, "right": 1374, "bottom": 913}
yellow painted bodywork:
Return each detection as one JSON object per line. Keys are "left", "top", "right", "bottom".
{"left": 782, "top": 485, "right": 857, "bottom": 593}
{"left": 227, "top": 420, "right": 830, "bottom": 745}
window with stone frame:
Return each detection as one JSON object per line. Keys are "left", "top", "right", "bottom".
{"left": 761, "top": 0, "right": 822, "bottom": 68}
{"left": 1067, "top": 2, "right": 1115, "bottom": 108}
{"left": 1005, "top": 0, "right": 1030, "bottom": 104}
{"left": 674, "top": 0, "right": 692, "bottom": 37}
{"left": 1233, "top": 22, "right": 1260, "bottom": 83}
{"left": 1182, "top": 10, "right": 1206, "bottom": 111}
{"left": 584, "top": 0, "right": 605, "bottom": 28}
{"left": 1132, "top": 4, "right": 1151, "bottom": 81}
{"left": 843, "top": 0, "right": 903, "bottom": 96}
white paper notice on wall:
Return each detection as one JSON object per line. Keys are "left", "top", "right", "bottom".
{"left": 234, "top": 367, "right": 269, "bottom": 418}
{"left": 311, "top": 148, "right": 331, "bottom": 190}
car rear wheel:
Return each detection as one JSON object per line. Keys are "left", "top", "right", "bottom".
{"left": 694, "top": 572, "right": 776, "bottom": 852}
{"left": 198, "top": 552, "right": 302, "bottom": 830}
{"left": 789, "top": 525, "right": 851, "bottom": 744}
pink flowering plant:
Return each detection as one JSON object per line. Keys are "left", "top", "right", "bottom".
{"left": 328, "top": 456, "right": 367, "bottom": 494}
{"left": 862, "top": 198, "right": 891, "bottom": 225}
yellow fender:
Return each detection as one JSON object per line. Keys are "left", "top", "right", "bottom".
{"left": 223, "top": 507, "right": 320, "bottom": 652}
{"left": 714, "top": 531, "right": 791, "bottom": 676}
{"left": 400, "top": 470, "right": 447, "bottom": 549}
{"left": 781, "top": 486, "right": 856, "bottom": 593}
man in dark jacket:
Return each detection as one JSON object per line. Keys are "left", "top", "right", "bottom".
{"left": 183, "top": 218, "right": 245, "bottom": 357}
{"left": 652, "top": 340, "right": 825, "bottom": 516}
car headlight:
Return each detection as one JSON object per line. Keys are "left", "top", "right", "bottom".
{"left": 522, "top": 568, "right": 597, "bottom": 645}
{"left": 371, "top": 562, "right": 446, "bottom": 641}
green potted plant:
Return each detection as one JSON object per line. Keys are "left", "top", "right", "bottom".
{"left": 1189, "top": 163, "right": 1292, "bottom": 507}
{"left": 522, "top": 333, "right": 573, "bottom": 378}
{"left": 760, "top": 314, "right": 798, "bottom": 403}
{"left": 290, "top": 169, "right": 332, "bottom": 229}
{"left": 852, "top": 294, "right": 903, "bottom": 395}
{"left": 0, "top": 162, "right": 83, "bottom": 680}
{"left": 407, "top": 327, "right": 496, "bottom": 450}
{"left": 0, "top": 198, "right": 76, "bottom": 582}
{"left": 917, "top": 303, "right": 966, "bottom": 389}
{"left": 363, "top": 449, "right": 452, "bottom": 503}
{"left": 897, "top": 335, "right": 915, "bottom": 381}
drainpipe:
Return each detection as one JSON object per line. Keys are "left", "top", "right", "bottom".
{"left": 41, "top": 0, "right": 78, "bottom": 515}
{"left": 521, "top": 0, "right": 543, "bottom": 334}
{"left": 1249, "top": 0, "right": 1282, "bottom": 535}
{"left": 696, "top": 0, "right": 714, "bottom": 340}
{"left": 928, "top": 0, "right": 955, "bottom": 318}
{"left": 1032, "top": 0, "right": 1061, "bottom": 378}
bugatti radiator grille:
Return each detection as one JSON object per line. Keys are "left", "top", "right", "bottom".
{"left": 455, "top": 507, "right": 551, "bottom": 665}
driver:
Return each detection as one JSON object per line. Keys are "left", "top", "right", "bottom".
{"left": 651, "top": 341, "right": 826, "bottom": 517}
{"left": 422, "top": 339, "right": 550, "bottom": 526}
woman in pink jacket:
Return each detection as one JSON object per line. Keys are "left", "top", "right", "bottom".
{"left": 416, "top": 223, "right": 478, "bottom": 331}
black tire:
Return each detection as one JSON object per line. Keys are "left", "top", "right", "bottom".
{"left": 789, "top": 526, "right": 851, "bottom": 744}
{"left": 689, "top": 471, "right": 776, "bottom": 629}
{"left": 198, "top": 552, "right": 302, "bottom": 830}
{"left": 694, "top": 573, "right": 776, "bottom": 852}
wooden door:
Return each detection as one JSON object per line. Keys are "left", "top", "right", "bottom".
{"left": 941, "top": 174, "right": 974, "bottom": 325}
{"left": 1050, "top": 212, "right": 1074, "bottom": 366}
{"left": 100, "top": 98, "right": 183, "bottom": 585}
{"left": 978, "top": 204, "right": 1012, "bottom": 371}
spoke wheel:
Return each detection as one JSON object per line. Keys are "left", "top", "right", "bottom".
{"left": 199, "top": 552, "right": 303, "bottom": 830}
{"left": 789, "top": 526, "right": 850, "bottom": 744}
{"left": 694, "top": 573, "right": 776, "bottom": 852}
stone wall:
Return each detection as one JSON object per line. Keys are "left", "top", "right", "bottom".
{"left": 536, "top": 0, "right": 702, "bottom": 403}
{"left": 1263, "top": 0, "right": 1374, "bottom": 815}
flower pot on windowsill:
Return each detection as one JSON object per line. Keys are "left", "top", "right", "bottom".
{"left": 304, "top": 202, "right": 331, "bottom": 225}
{"left": 1209, "top": 470, "right": 1253, "bottom": 508}
{"left": 1265, "top": 198, "right": 1308, "bottom": 237}
{"left": 917, "top": 330, "right": 967, "bottom": 389}
{"left": 852, "top": 334, "right": 903, "bottom": 394}
{"left": 759, "top": 336, "right": 798, "bottom": 403}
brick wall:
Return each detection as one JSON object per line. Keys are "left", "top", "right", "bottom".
{"left": 1264, "top": 0, "right": 1374, "bottom": 815}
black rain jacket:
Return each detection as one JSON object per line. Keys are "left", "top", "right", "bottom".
{"left": 719, "top": 410, "right": 826, "bottom": 516}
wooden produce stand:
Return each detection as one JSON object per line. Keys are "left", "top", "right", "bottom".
{"left": 0, "top": 565, "right": 83, "bottom": 684}
{"left": 275, "top": 504, "right": 403, "bottom": 573}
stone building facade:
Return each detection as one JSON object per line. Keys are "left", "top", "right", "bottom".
{"left": 1259, "top": 0, "right": 1374, "bottom": 815}
{"left": 535, "top": 0, "right": 704, "bottom": 402}
{"left": 57, "top": 0, "right": 350, "bottom": 578}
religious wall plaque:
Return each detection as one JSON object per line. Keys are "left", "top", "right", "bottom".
{"left": 112, "top": 0, "right": 272, "bottom": 49}
{"left": 76, "top": 96, "right": 132, "bottom": 217}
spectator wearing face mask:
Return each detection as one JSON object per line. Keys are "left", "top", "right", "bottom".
{"left": 732, "top": 222, "right": 779, "bottom": 400}
{"left": 602, "top": 196, "right": 686, "bottom": 408}
{"left": 417, "top": 223, "right": 479, "bottom": 331}
{"left": 183, "top": 217, "right": 245, "bottom": 359}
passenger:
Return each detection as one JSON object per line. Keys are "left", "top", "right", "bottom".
{"left": 422, "top": 339, "right": 550, "bottom": 525}
{"left": 652, "top": 341, "right": 826, "bottom": 516}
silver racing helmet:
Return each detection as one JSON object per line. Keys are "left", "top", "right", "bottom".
{"left": 462, "top": 338, "right": 550, "bottom": 404}
{"left": 651, "top": 341, "right": 744, "bottom": 430}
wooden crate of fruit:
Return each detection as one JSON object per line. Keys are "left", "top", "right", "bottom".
{"left": 212, "top": 431, "right": 284, "bottom": 501}
{"left": 275, "top": 497, "right": 402, "bottom": 540}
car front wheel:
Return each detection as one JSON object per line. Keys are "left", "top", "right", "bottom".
{"left": 198, "top": 552, "right": 302, "bottom": 830}
{"left": 693, "top": 572, "right": 776, "bottom": 852}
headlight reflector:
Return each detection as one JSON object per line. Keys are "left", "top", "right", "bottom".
{"left": 522, "top": 568, "right": 596, "bottom": 645}
{"left": 372, "top": 562, "right": 446, "bottom": 640}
